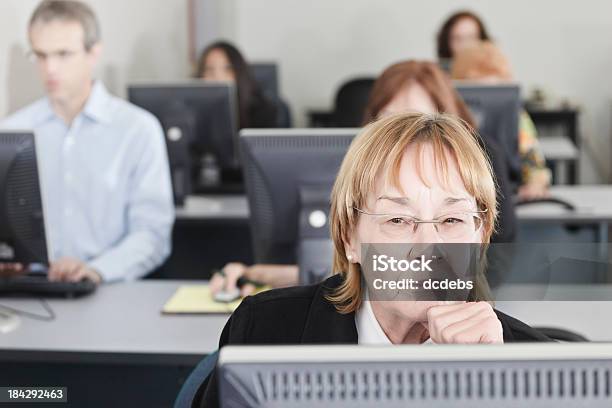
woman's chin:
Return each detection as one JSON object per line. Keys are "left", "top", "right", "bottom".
{"left": 377, "top": 300, "right": 464, "bottom": 321}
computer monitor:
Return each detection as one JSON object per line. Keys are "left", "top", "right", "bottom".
{"left": 0, "top": 131, "right": 49, "bottom": 265}
{"left": 219, "top": 343, "right": 612, "bottom": 407}
{"left": 455, "top": 82, "right": 521, "bottom": 183}
{"left": 240, "top": 128, "right": 357, "bottom": 284}
{"left": 128, "top": 81, "right": 239, "bottom": 204}
{"left": 250, "top": 62, "right": 279, "bottom": 101}
{"left": 250, "top": 63, "right": 293, "bottom": 128}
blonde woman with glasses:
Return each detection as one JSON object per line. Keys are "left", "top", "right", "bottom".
{"left": 196, "top": 112, "right": 550, "bottom": 407}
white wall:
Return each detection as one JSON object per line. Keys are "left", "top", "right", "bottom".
{"left": 1, "top": 0, "right": 610, "bottom": 181}
{"left": 193, "top": 0, "right": 236, "bottom": 61}
{"left": 0, "top": 0, "right": 190, "bottom": 116}
{"left": 226, "top": 0, "right": 612, "bottom": 182}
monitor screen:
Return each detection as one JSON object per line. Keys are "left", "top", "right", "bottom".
{"left": 250, "top": 63, "right": 279, "bottom": 101}
{"left": 455, "top": 82, "right": 521, "bottom": 183}
{"left": 0, "top": 131, "right": 49, "bottom": 264}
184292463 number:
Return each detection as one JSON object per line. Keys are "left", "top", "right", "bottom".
{"left": 1, "top": 387, "right": 67, "bottom": 403}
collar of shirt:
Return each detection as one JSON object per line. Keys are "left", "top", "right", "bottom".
{"left": 33, "top": 80, "right": 113, "bottom": 126}
{"left": 355, "top": 290, "right": 433, "bottom": 345}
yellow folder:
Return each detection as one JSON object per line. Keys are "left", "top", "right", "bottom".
{"left": 161, "top": 284, "right": 270, "bottom": 314}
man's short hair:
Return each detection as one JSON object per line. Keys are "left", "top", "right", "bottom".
{"left": 29, "top": 0, "right": 100, "bottom": 50}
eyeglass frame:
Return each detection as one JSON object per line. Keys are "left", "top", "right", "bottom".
{"left": 353, "top": 206, "right": 488, "bottom": 238}
{"left": 26, "top": 48, "right": 88, "bottom": 64}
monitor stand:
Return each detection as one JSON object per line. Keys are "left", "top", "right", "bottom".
{"left": 0, "top": 308, "right": 20, "bottom": 334}
{"left": 194, "top": 167, "right": 245, "bottom": 195}
{"left": 194, "top": 183, "right": 245, "bottom": 195}
{"left": 297, "top": 184, "right": 335, "bottom": 285}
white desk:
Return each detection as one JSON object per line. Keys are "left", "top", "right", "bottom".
{"left": 497, "top": 300, "right": 612, "bottom": 341}
{"left": 0, "top": 280, "right": 229, "bottom": 407}
{"left": 175, "top": 195, "right": 249, "bottom": 221}
{"left": 516, "top": 185, "right": 612, "bottom": 246}
{"left": 0, "top": 280, "right": 227, "bottom": 363}
{"left": 540, "top": 136, "right": 579, "bottom": 161}
{"left": 2, "top": 280, "right": 612, "bottom": 349}
{"left": 516, "top": 185, "right": 612, "bottom": 224}
{"left": 515, "top": 185, "right": 612, "bottom": 258}
{"left": 539, "top": 136, "right": 579, "bottom": 185}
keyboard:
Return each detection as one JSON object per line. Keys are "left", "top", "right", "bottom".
{"left": 0, "top": 274, "right": 97, "bottom": 298}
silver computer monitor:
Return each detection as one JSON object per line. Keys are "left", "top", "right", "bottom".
{"left": 219, "top": 343, "right": 612, "bottom": 407}
{"left": 128, "top": 81, "right": 238, "bottom": 204}
{"left": 250, "top": 63, "right": 279, "bottom": 100}
{"left": 455, "top": 82, "right": 521, "bottom": 184}
{"left": 240, "top": 128, "right": 358, "bottom": 283}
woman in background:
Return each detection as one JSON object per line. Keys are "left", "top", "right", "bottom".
{"left": 197, "top": 41, "right": 277, "bottom": 129}
{"left": 451, "top": 41, "right": 551, "bottom": 200}
{"left": 363, "top": 60, "right": 517, "bottom": 243}
{"left": 436, "top": 10, "right": 491, "bottom": 70}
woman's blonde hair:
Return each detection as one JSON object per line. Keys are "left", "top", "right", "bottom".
{"left": 327, "top": 112, "right": 497, "bottom": 314}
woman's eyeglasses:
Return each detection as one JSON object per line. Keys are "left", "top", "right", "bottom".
{"left": 354, "top": 207, "right": 487, "bottom": 241}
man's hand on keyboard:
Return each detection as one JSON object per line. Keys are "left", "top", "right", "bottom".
{"left": 48, "top": 257, "right": 102, "bottom": 284}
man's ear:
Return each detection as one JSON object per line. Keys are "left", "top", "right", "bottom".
{"left": 88, "top": 42, "right": 102, "bottom": 66}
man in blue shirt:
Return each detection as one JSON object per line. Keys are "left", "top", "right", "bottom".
{"left": 0, "top": 1, "right": 174, "bottom": 283}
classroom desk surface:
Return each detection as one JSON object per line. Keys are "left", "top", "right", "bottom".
{"left": 516, "top": 184, "right": 612, "bottom": 223}
{"left": 497, "top": 300, "right": 612, "bottom": 342}
{"left": 0, "top": 280, "right": 228, "bottom": 364}
{"left": 2, "top": 280, "right": 612, "bottom": 355}
{"left": 539, "top": 136, "right": 579, "bottom": 161}
{"left": 175, "top": 194, "right": 249, "bottom": 221}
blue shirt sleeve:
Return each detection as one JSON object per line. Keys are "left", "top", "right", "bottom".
{"left": 88, "top": 113, "right": 175, "bottom": 281}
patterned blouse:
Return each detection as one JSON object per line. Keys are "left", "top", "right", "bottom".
{"left": 519, "top": 110, "right": 551, "bottom": 185}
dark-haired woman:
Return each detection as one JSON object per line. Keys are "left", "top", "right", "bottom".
{"left": 197, "top": 41, "right": 277, "bottom": 129}
{"left": 436, "top": 10, "right": 491, "bottom": 70}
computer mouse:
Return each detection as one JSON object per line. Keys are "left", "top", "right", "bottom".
{"left": 213, "top": 288, "right": 241, "bottom": 303}
{"left": 0, "top": 310, "right": 20, "bottom": 334}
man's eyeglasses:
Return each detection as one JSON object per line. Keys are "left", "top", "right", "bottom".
{"left": 27, "top": 49, "right": 84, "bottom": 63}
